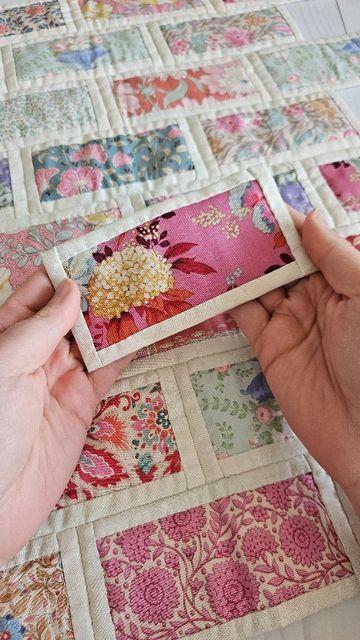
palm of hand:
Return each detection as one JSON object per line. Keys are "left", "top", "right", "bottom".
{"left": 0, "top": 272, "right": 131, "bottom": 564}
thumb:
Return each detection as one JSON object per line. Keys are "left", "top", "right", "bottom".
{"left": 0, "top": 279, "right": 80, "bottom": 375}
{"left": 302, "top": 211, "right": 360, "bottom": 297}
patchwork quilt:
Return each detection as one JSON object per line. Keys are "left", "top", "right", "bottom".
{"left": 1, "top": 1, "right": 360, "bottom": 639}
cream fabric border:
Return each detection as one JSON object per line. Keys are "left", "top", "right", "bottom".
{"left": 0, "top": 0, "right": 77, "bottom": 48}
{"left": 0, "top": 46, "right": 7, "bottom": 95}
{"left": 249, "top": 33, "right": 360, "bottom": 101}
{"left": 57, "top": 528, "right": 95, "bottom": 640}
{"left": 41, "top": 166, "right": 316, "bottom": 370}
{"left": 1, "top": 533, "right": 58, "bottom": 570}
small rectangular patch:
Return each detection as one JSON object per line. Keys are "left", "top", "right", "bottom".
{"left": 319, "top": 156, "right": 360, "bottom": 214}
{"left": 0, "top": 158, "right": 13, "bottom": 209}
{"left": 190, "top": 358, "right": 293, "bottom": 456}
{"left": 96, "top": 474, "right": 353, "bottom": 638}
{"left": 32, "top": 125, "right": 195, "bottom": 202}
{"left": 0, "top": 86, "right": 96, "bottom": 142}
{"left": 79, "top": 0, "right": 204, "bottom": 19}
{"left": 273, "top": 169, "right": 314, "bottom": 214}
{"left": 0, "top": 1, "right": 64, "bottom": 38}
{"left": 113, "top": 60, "right": 259, "bottom": 117}
{"left": 160, "top": 8, "right": 295, "bottom": 57}
{"left": 13, "top": 30, "right": 150, "bottom": 83}
{"left": 202, "top": 98, "right": 358, "bottom": 165}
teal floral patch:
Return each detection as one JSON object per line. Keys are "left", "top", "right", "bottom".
{"left": 0, "top": 87, "right": 96, "bottom": 141}
{"left": 13, "top": 30, "right": 149, "bottom": 82}
{"left": 260, "top": 38, "right": 360, "bottom": 93}
{"left": 32, "top": 125, "right": 195, "bottom": 202}
{"left": 0, "top": 1, "right": 64, "bottom": 38}
{"left": 190, "top": 359, "right": 293, "bottom": 455}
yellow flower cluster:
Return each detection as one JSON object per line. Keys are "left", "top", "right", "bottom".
{"left": 87, "top": 244, "right": 174, "bottom": 319}
{"left": 192, "top": 206, "right": 224, "bottom": 228}
{"left": 224, "top": 221, "right": 240, "bottom": 239}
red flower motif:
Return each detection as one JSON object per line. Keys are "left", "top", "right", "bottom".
{"left": 258, "top": 479, "right": 292, "bottom": 511}
{"left": 106, "top": 583, "right": 126, "bottom": 613}
{"left": 206, "top": 560, "right": 260, "bottom": 620}
{"left": 249, "top": 506, "right": 268, "bottom": 522}
{"left": 280, "top": 515, "right": 325, "bottom": 567}
{"left": 266, "top": 584, "right": 305, "bottom": 606}
{"left": 160, "top": 506, "right": 206, "bottom": 542}
{"left": 242, "top": 527, "right": 278, "bottom": 562}
{"left": 116, "top": 522, "right": 156, "bottom": 563}
{"left": 26, "top": 4, "right": 45, "bottom": 15}
{"left": 130, "top": 568, "right": 179, "bottom": 623}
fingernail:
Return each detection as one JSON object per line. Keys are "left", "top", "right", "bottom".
{"left": 312, "top": 210, "right": 329, "bottom": 227}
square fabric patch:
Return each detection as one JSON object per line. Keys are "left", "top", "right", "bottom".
{"left": 42, "top": 176, "right": 311, "bottom": 369}
{"left": 0, "top": 2, "right": 65, "bottom": 38}
{"left": 190, "top": 358, "right": 293, "bottom": 455}
{"left": 96, "top": 474, "right": 353, "bottom": 638}
{"left": 319, "top": 157, "right": 360, "bottom": 214}
{"left": 57, "top": 380, "right": 181, "bottom": 508}
{"left": 0, "top": 554, "right": 74, "bottom": 639}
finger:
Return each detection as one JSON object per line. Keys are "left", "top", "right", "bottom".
{"left": 230, "top": 300, "right": 269, "bottom": 350}
{"left": 302, "top": 211, "right": 360, "bottom": 297}
{"left": 0, "top": 279, "right": 80, "bottom": 375}
{"left": 287, "top": 205, "right": 307, "bottom": 236}
{"left": 0, "top": 267, "right": 54, "bottom": 333}
{"left": 88, "top": 354, "right": 135, "bottom": 401}
{"left": 258, "top": 287, "right": 286, "bottom": 314}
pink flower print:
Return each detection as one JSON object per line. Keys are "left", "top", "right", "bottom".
{"left": 349, "top": 55, "right": 360, "bottom": 64}
{"left": 164, "top": 551, "right": 180, "bottom": 570}
{"left": 70, "top": 143, "right": 107, "bottom": 163}
{"left": 249, "top": 506, "right": 268, "bottom": 522}
{"left": 189, "top": 578, "right": 202, "bottom": 595}
{"left": 35, "top": 167, "right": 59, "bottom": 196}
{"left": 214, "top": 114, "right": 247, "bottom": 134}
{"left": 26, "top": 4, "right": 45, "bottom": 15}
{"left": 167, "top": 126, "right": 183, "bottom": 139}
{"left": 170, "top": 38, "right": 190, "bottom": 55}
{"left": 283, "top": 104, "right": 306, "bottom": 120}
{"left": 258, "top": 479, "right": 292, "bottom": 511}
{"left": 113, "top": 82, "right": 140, "bottom": 115}
{"left": 216, "top": 539, "right": 236, "bottom": 557}
{"left": 242, "top": 181, "right": 264, "bottom": 209}
{"left": 223, "top": 29, "right": 253, "bottom": 48}
{"left": 0, "top": 25, "right": 10, "bottom": 35}
{"left": 184, "top": 545, "right": 196, "bottom": 560}
{"left": 103, "top": 558, "right": 122, "bottom": 577}
{"left": 206, "top": 560, "right": 260, "bottom": 620}
{"left": 208, "top": 35, "right": 218, "bottom": 51}
{"left": 160, "top": 505, "right": 206, "bottom": 542}
{"left": 116, "top": 522, "right": 156, "bottom": 563}
{"left": 256, "top": 405, "right": 275, "bottom": 423}
{"left": 57, "top": 167, "right": 103, "bottom": 197}
{"left": 112, "top": 152, "right": 133, "bottom": 168}
{"left": 304, "top": 500, "right": 320, "bottom": 517}
{"left": 106, "top": 583, "right": 126, "bottom": 613}
{"left": 298, "top": 473, "right": 317, "bottom": 491}
{"left": 267, "top": 584, "right": 305, "bottom": 606}
{"left": 286, "top": 74, "right": 300, "bottom": 84}
{"left": 216, "top": 365, "right": 230, "bottom": 373}
{"left": 130, "top": 567, "right": 179, "bottom": 623}
{"left": 242, "top": 527, "right": 278, "bottom": 562}
{"left": 280, "top": 515, "right": 325, "bottom": 567}
{"left": 53, "top": 41, "right": 68, "bottom": 53}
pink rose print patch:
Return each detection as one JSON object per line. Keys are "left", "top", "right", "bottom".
{"left": 97, "top": 474, "right": 353, "bottom": 638}
{"left": 60, "top": 181, "right": 293, "bottom": 353}
{"left": 319, "top": 157, "right": 360, "bottom": 214}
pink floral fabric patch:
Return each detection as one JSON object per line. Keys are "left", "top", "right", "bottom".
{"left": 112, "top": 61, "right": 258, "bottom": 117}
{"left": 319, "top": 157, "right": 360, "bottom": 213}
{"left": 57, "top": 381, "right": 180, "bottom": 508}
{"left": 62, "top": 181, "right": 294, "bottom": 351}
{"left": 97, "top": 474, "right": 353, "bottom": 638}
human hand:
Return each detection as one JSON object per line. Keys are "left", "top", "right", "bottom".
{"left": 231, "top": 211, "right": 360, "bottom": 515}
{"left": 0, "top": 269, "right": 132, "bottom": 564}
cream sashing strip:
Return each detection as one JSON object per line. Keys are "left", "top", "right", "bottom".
{"left": 180, "top": 346, "right": 306, "bottom": 480}
{"left": 193, "top": 91, "right": 360, "bottom": 176}
{"left": 302, "top": 146, "right": 360, "bottom": 227}
{"left": 41, "top": 166, "right": 316, "bottom": 371}
{"left": 1, "top": 532, "right": 58, "bottom": 571}
{"left": 57, "top": 528, "right": 95, "bottom": 640}
{"left": 0, "top": 0, "right": 77, "bottom": 48}
{"left": 250, "top": 33, "right": 360, "bottom": 101}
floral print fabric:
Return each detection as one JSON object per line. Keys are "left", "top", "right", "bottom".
{"left": 57, "top": 381, "right": 181, "bottom": 507}
{"left": 0, "top": 159, "right": 13, "bottom": 210}
{"left": 0, "top": 87, "right": 96, "bottom": 142}
{"left": 32, "top": 125, "right": 194, "bottom": 202}
{"left": 79, "top": 0, "right": 203, "bottom": 20}
{"left": 62, "top": 181, "right": 294, "bottom": 351}
{"left": 0, "top": 1, "right": 64, "bottom": 38}
{"left": 319, "top": 157, "right": 360, "bottom": 214}
{"left": 0, "top": 554, "right": 74, "bottom": 640}
{"left": 203, "top": 98, "right": 358, "bottom": 164}
{"left": 113, "top": 61, "right": 258, "bottom": 116}
{"left": 259, "top": 38, "right": 360, "bottom": 93}
{"left": 191, "top": 359, "right": 293, "bottom": 454}
{"left": 160, "top": 9, "right": 294, "bottom": 56}
{"left": 274, "top": 169, "right": 314, "bottom": 214}
{"left": 13, "top": 30, "right": 149, "bottom": 83}
{"left": 97, "top": 474, "right": 353, "bottom": 639}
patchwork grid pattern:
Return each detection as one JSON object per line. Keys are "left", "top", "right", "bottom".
{"left": 1, "top": 1, "right": 360, "bottom": 639}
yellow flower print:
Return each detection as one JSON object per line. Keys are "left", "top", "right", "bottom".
{"left": 242, "top": 14, "right": 267, "bottom": 26}
{"left": 83, "top": 209, "right": 119, "bottom": 226}
{"left": 192, "top": 206, "right": 224, "bottom": 228}
{"left": 224, "top": 221, "right": 240, "bottom": 239}
{"left": 310, "top": 99, "right": 339, "bottom": 122}
{"left": 87, "top": 244, "right": 175, "bottom": 319}
{"left": 81, "top": 1, "right": 113, "bottom": 19}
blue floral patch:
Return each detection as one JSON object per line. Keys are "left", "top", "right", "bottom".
{"left": 0, "top": 614, "right": 26, "bottom": 640}
{"left": 274, "top": 170, "right": 314, "bottom": 214}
